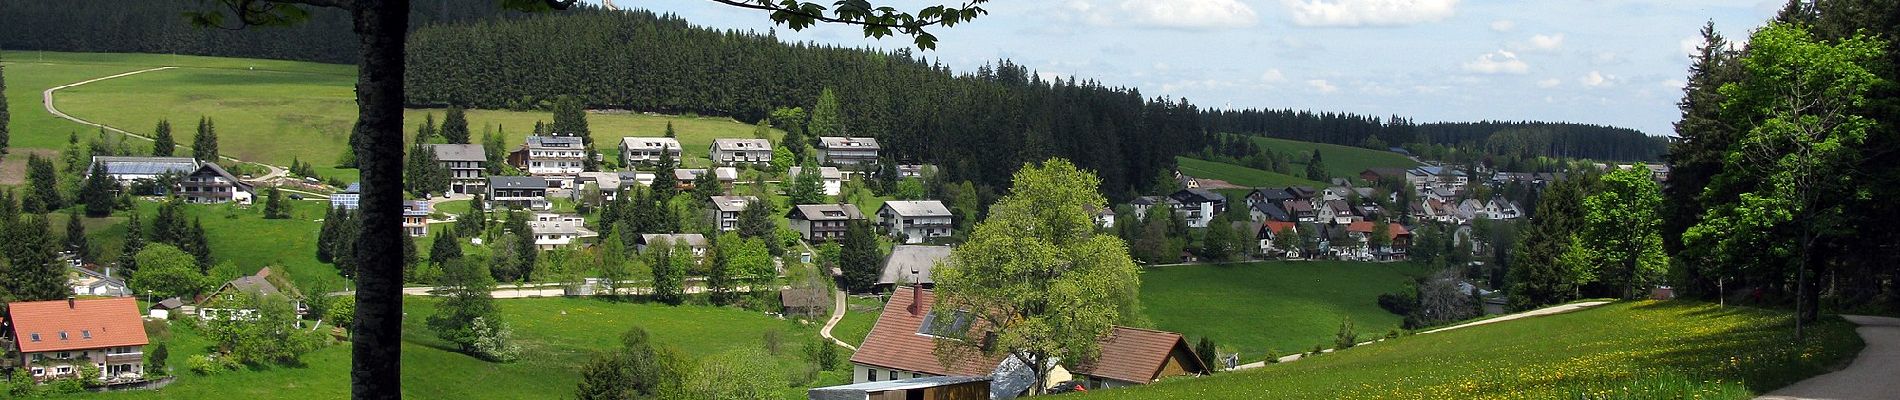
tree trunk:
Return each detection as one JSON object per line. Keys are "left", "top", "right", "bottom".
{"left": 350, "top": 1, "right": 409, "bottom": 399}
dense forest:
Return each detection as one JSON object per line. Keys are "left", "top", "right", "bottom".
{"left": 0, "top": 0, "right": 509, "bottom": 64}
{"left": 1202, "top": 108, "right": 1668, "bottom": 162}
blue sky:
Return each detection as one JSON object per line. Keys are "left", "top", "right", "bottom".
{"left": 623, "top": 0, "right": 1781, "bottom": 136}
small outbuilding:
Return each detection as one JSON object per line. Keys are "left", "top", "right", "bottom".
{"left": 807, "top": 376, "right": 992, "bottom": 400}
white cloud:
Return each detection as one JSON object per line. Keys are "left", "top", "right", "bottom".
{"left": 1580, "top": 70, "right": 1613, "bottom": 87}
{"left": 1463, "top": 50, "right": 1529, "bottom": 74}
{"left": 1537, "top": 78, "right": 1562, "bottom": 88}
{"left": 1282, "top": 0, "right": 1460, "bottom": 27}
{"left": 1260, "top": 68, "right": 1287, "bottom": 83}
{"left": 1679, "top": 36, "right": 1703, "bottom": 57}
{"left": 1661, "top": 79, "right": 1687, "bottom": 89}
{"left": 1490, "top": 19, "right": 1515, "bottom": 32}
{"left": 1072, "top": 0, "right": 1260, "bottom": 29}
{"left": 1526, "top": 33, "right": 1564, "bottom": 51}
{"left": 1307, "top": 79, "right": 1340, "bottom": 94}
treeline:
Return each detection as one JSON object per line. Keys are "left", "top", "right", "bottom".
{"left": 1201, "top": 109, "right": 1667, "bottom": 162}
{"left": 0, "top": 0, "right": 512, "bottom": 64}
{"left": 404, "top": 9, "right": 1201, "bottom": 198}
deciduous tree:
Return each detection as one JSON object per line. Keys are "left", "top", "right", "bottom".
{"left": 129, "top": 244, "right": 213, "bottom": 300}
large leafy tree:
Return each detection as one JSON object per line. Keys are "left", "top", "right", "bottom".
{"left": 932, "top": 158, "right": 1141, "bottom": 395}
{"left": 787, "top": 163, "right": 826, "bottom": 205}
{"left": 129, "top": 244, "right": 214, "bottom": 300}
{"left": 428, "top": 258, "right": 504, "bottom": 356}
{"left": 1577, "top": 166, "right": 1668, "bottom": 299}
{"left": 1684, "top": 23, "right": 1887, "bottom": 337}
{"left": 186, "top": 0, "right": 988, "bottom": 396}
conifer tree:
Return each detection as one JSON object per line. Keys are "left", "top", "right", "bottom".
{"left": 838, "top": 221, "right": 880, "bottom": 292}
{"left": 120, "top": 210, "right": 145, "bottom": 275}
{"left": 809, "top": 88, "right": 844, "bottom": 138}
{"left": 1305, "top": 151, "right": 1329, "bottom": 182}
{"left": 151, "top": 119, "right": 175, "bottom": 157}
{"left": 9, "top": 215, "right": 67, "bottom": 301}
{"left": 651, "top": 151, "right": 679, "bottom": 200}
{"left": 183, "top": 218, "right": 213, "bottom": 270}
{"left": 691, "top": 168, "right": 721, "bottom": 199}
{"left": 65, "top": 212, "right": 91, "bottom": 263}
{"left": 456, "top": 194, "right": 487, "bottom": 237}
{"left": 263, "top": 187, "right": 292, "bottom": 219}
{"left": 664, "top": 121, "right": 676, "bottom": 138}
{"left": 317, "top": 206, "right": 340, "bottom": 263}
{"left": 441, "top": 106, "right": 471, "bottom": 144}
{"left": 23, "top": 153, "right": 61, "bottom": 213}
{"left": 192, "top": 116, "right": 219, "bottom": 163}
{"left": 430, "top": 229, "right": 464, "bottom": 268}
{"left": 0, "top": 56, "right": 8, "bottom": 155}
{"left": 82, "top": 161, "right": 117, "bottom": 217}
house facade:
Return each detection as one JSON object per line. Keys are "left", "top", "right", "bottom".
{"left": 179, "top": 163, "right": 253, "bottom": 204}
{"left": 331, "top": 183, "right": 362, "bottom": 210}
{"left": 789, "top": 166, "right": 845, "bottom": 196}
{"left": 636, "top": 234, "right": 709, "bottom": 259}
{"left": 788, "top": 204, "right": 865, "bottom": 241}
{"left": 617, "top": 137, "right": 681, "bottom": 167}
{"left": 816, "top": 136, "right": 881, "bottom": 167}
{"left": 5, "top": 298, "right": 149, "bottom": 383}
{"left": 530, "top": 214, "right": 590, "bottom": 250}
{"left": 403, "top": 201, "right": 430, "bottom": 237}
{"left": 197, "top": 268, "right": 304, "bottom": 320}
{"left": 487, "top": 176, "right": 551, "bottom": 210}
{"left": 517, "top": 135, "right": 586, "bottom": 183}
{"left": 876, "top": 201, "right": 953, "bottom": 243}
{"left": 705, "top": 195, "right": 758, "bottom": 232}
{"left": 1165, "top": 189, "right": 1227, "bottom": 228}
{"left": 428, "top": 144, "right": 488, "bottom": 195}
{"left": 709, "top": 138, "right": 772, "bottom": 166}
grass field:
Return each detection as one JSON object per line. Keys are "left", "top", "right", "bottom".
{"left": 1174, "top": 156, "right": 1326, "bottom": 188}
{"left": 4, "top": 51, "right": 780, "bottom": 183}
{"left": 79, "top": 297, "right": 831, "bottom": 399}
{"left": 1082, "top": 301, "right": 1864, "bottom": 399}
{"left": 831, "top": 295, "right": 886, "bottom": 348}
{"left": 1138, "top": 261, "right": 1433, "bottom": 362}
{"left": 1244, "top": 136, "right": 1420, "bottom": 182}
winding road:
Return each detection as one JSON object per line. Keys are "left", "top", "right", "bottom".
{"left": 43, "top": 66, "right": 294, "bottom": 187}
{"left": 819, "top": 289, "right": 858, "bottom": 350}
{"left": 1229, "top": 300, "right": 1611, "bottom": 371}
{"left": 1758, "top": 315, "right": 1900, "bottom": 400}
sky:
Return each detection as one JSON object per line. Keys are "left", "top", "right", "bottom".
{"left": 621, "top": 0, "right": 1783, "bottom": 136}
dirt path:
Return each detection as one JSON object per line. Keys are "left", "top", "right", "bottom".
{"left": 1758, "top": 315, "right": 1900, "bottom": 400}
{"left": 42, "top": 66, "right": 289, "bottom": 184}
{"left": 819, "top": 290, "right": 858, "bottom": 350}
{"left": 1229, "top": 300, "right": 1611, "bottom": 371}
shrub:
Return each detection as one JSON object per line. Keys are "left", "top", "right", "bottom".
{"left": 1265, "top": 349, "right": 1281, "bottom": 364}
{"left": 469, "top": 317, "right": 520, "bottom": 362}
{"left": 805, "top": 338, "right": 840, "bottom": 370}
{"left": 188, "top": 354, "right": 238, "bottom": 375}
{"left": 1334, "top": 317, "right": 1358, "bottom": 350}
{"left": 1310, "top": 344, "right": 1324, "bottom": 355}
{"left": 762, "top": 329, "right": 784, "bottom": 356}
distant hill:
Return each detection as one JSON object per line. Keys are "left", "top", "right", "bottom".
{"left": 1203, "top": 108, "right": 1667, "bottom": 162}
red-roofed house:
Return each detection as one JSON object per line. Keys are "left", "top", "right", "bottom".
{"left": 5, "top": 297, "right": 150, "bottom": 382}
{"left": 850, "top": 286, "right": 1207, "bottom": 397}
{"left": 1255, "top": 221, "right": 1300, "bottom": 258}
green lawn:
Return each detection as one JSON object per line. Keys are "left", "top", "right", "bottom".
{"left": 831, "top": 295, "right": 886, "bottom": 348}
{"left": 80, "top": 297, "right": 832, "bottom": 399}
{"left": 1082, "top": 301, "right": 1864, "bottom": 400}
{"left": 6, "top": 51, "right": 780, "bottom": 184}
{"left": 1245, "top": 136, "right": 1420, "bottom": 182}
{"left": 1139, "top": 261, "right": 1433, "bottom": 361}
{"left": 1175, "top": 156, "right": 1325, "bottom": 188}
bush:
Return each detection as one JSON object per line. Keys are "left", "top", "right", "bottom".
{"left": 805, "top": 338, "right": 840, "bottom": 371}
{"left": 469, "top": 317, "right": 519, "bottom": 362}
{"left": 188, "top": 354, "right": 239, "bottom": 375}
{"left": 48, "top": 376, "right": 85, "bottom": 395}
{"left": 762, "top": 329, "right": 784, "bottom": 356}
{"left": 1335, "top": 317, "right": 1359, "bottom": 350}
{"left": 1310, "top": 344, "right": 1324, "bottom": 355}
{"left": 1265, "top": 349, "right": 1281, "bottom": 364}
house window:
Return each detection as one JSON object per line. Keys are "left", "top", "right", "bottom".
{"left": 82, "top": 330, "right": 91, "bottom": 339}
{"left": 59, "top": 332, "right": 69, "bottom": 340}
{"left": 866, "top": 368, "right": 878, "bottom": 382}
{"left": 888, "top": 371, "right": 898, "bottom": 381}
{"left": 31, "top": 368, "right": 43, "bottom": 376}
{"left": 30, "top": 333, "right": 40, "bottom": 342}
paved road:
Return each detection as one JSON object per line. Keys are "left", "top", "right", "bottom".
{"left": 1759, "top": 315, "right": 1900, "bottom": 400}
{"left": 819, "top": 290, "right": 858, "bottom": 350}
{"left": 1229, "top": 300, "right": 1611, "bottom": 371}
{"left": 44, "top": 66, "right": 291, "bottom": 186}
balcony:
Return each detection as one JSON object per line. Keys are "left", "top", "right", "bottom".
{"left": 105, "top": 352, "right": 143, "bottom": 364}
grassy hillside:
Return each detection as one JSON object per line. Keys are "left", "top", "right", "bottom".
{"left": 1083, "top": 301, "right": 1864, "bottom": 400}
{"left": 5, "top": 51, "right": 780, "bottom": 183}
{"left": 82, "top": 297, "right": 835, "bottom": 399}
{"left": 1245, "top": 135, "right": 1419, "bottom": 181}
{"left": 1175, "top": 156, "right": 1326, "bottom": 188}
{"left": 1139, "top": 261, "right": 1432, "bottom": 362}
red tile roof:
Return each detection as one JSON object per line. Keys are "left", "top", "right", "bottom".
{"left": 1262, "top": 221, "right": 1297, "bottom": 235}
{"left": 849, "top": 287, "right": 1007, "bottom": 377}
{"left": 1347, "top": 220, "right": 1376, "bottom": 233}
{"left": 7, "top": 297, "right": 149, "bottom": 353}
{"left": 1386, "top": 223, "right": 1411, "bottom": 238}
{"left": 1069, "top": 326, "right": 1208, "bottom": 384}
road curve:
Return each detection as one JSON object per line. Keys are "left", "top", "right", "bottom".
{"left": 1758, "top": 315, "right": 1900, "bottom": 400}
{"left": 42, "top": 66, "right": 289, "bottom": 183}
{"left": 820, "top": 290, "right": 858, "bottom": 350}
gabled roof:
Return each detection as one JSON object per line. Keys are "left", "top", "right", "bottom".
{"left": 880, "top": 200, "right": 952, "bottom": 218}
{"left": 1347, "top": 220, "right": 1376, "bottom": 233}
{"left": 488, "top": 176, "right": 549, "bottom": 189}
{"left": 1324, "top": 199, "right": 1354, "bottom": 215}
{"left": 780, "top": 287, "right": 831, "bottom": 309}
{"left": 817, "top": 136, "right": 881, "bottom": 149}
{"left": 91, "top": 156, "right": 199, "bottom": 176}
{"left": 1261, "top": 220, "right": 1298, "bottom": 235}
{"left": 191, "top": 162, "right": 254, "bottom": 191}
{"left": 850, "top": 287, "right": 1008, "bottom": 377}
{"left": 1250, "top": 188, "right": 1296, "bottom": 202}
{"left": 879, "top": 245, "right": 955, "bottom": 286}
{"left": 524, "top": 135, "right": 582, "bottom": 149}
{"left": 211, "top": 267, "right": 301, "bottom": 300}
{"left": 428, "top": 144, "right": 487, "bottom": 162}
{"left": 710, "top": 138, "right": 771, "bottom": 151}
{"left": 708, "top": 195, "right": 759, "bottom": 212}
{"left": 789, "top": 166, "right": 844, "bottom": 180}
{"left": 638, "top": 233, "right": 707, "bottom": 248}
{"left": 1251, "top": 201, "right": 1292, "bottom": 222}
{"left": 7, "top": 297, "right": 149, "bottom": 353}
{"left": 788, "top": 204, "right": 865, "bottom": 222}
{"left": 1169, "top": 189, "right": 1225, "bottom": 204}
{"left": 617, "top": 137, "right": 681, "bottom": 151}
{"left": 1068, "top": 326, "right": 1208, "bottom": 384}
{"left": 676, "top": 167, "right": 739, "bottom": 182}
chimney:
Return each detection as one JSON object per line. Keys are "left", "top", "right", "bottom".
{"left": 907, "top": 270, "right": 922, "bottom": 317}
{"left": 68, "top": 296, "right": 77, "bottom": 309}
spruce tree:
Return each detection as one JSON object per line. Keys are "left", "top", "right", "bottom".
{"left": 65, "top": 212, "right": 91, "bottom": 263}
{"left": 151, "top": 120, "right": 175, "bottom": 157}
{"left": 508, "top": 210, "right": 536, "bottom": 281}
{"left": 692, "top": 168, "right": 721, "bottom": 199}
{"left": 664, "top": 121, "right": 676, "bottom": 138}
{"left": 442, "top": 106, "right": 471, "bottom": 144}
{"left": 263, "top": 187, "right": 291, "bottom": 219}
{"left": 317, "top": 206, "right": 341, "bottom": 263}
{"left": 23, "top": 153, "right": 61, "bottom": 213}
{"left": 648, "top": 239, "right": 683, "bottom": 305}
{"left": 456, "top": 193, "right": 486, "bottom": 237}
{"left": 838, "top": 220, "right": 880, "bottom": 292}
{"left": 10, "top": 216, "right": 68, "bottom": 301}
{"left": 651, "top": 151, "right": 679, "bottom": 200}
{"left": 82, "top": 161, "right": 116, "bottom": 217}
{"left": 120, "top": 211, "right": 145, "bottom": 276}
{"left": 809, "top": 87, "right": 844, "bottom": 138}
{"left": 551, "top": 96, "right": 597, "bottom": 171}
{"left": 184, "top": 218, "right": 213, "bottom": 270}
{"left": 192, "top": 116, "right": 219, "bottom": 163}
{"left": 1306, "top": 151, "right": 1329, "bottom": 182}
{"left": 430, "top": 229, "right": 464, "bottom": 267}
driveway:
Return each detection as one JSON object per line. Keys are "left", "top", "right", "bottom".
{"left": 1758, "top": 315, "right": 1900, "bottom": 400}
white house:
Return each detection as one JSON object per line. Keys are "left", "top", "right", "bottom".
{"left": 428, "top": 144, "right": 488, "bottom": 195}
{"left": 790, "top": 166, "right": 845, "bottom": 196}
{"left": 179, "top": 162, "right": 254, "bottom": 205}
{"left": 816, "top": 136, "right": 881, "bottom": 167}
{"left": 487, "top": 176, "right": 551, "bottom": 210}
{"left": 528, "top": 215, "right": 591, "bottom": 250}
{"left": 6, "top": 298, "right": 149, "bottom": 383}
{"left": 519, "top": 135, "right": 586, "bottom": 184}
{"left": 636, "top": 233, "right": 709, "bottom": 259}
{"left": 706, "top": 195, "right": 759, "bottom": 232}
{"left": 876, "top": 200, "right": 954, "bottom": 244}
{"left": 709, "top": 138, "right": 773, "bottom": 166}
{"left": 1165, "top": 189, "right": 1226, "bottom": 228}
{"left": 618, "top": 137, "right": 681, "bottom": 166}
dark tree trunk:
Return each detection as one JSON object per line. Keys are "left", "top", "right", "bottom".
{"left": 350, "top": 1, "right": 409, "bottom": 398}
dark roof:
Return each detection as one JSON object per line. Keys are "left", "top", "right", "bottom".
{"left": 1363, "top": 167, "right": 1409, "bottom": 180}
{"left": 8, "top": 297, "right": 150, "bottom": 353}
{"left": 1251, "top": 188, "right": 1296, "bottom": 202}
{"left": 428, "top": 144, "right": 487, "bottom": 162}
{"left": 524, "top": 135, "right": 582, "bottom": 149}
{"left": 788, "top": 204, "right": 865, "bottom": 222}
{"left": 780, "top": 287, "right": 830, "bottom": 309}
{"left": 1252, "top": 201, "right": 1292, "bottom": 222}
{"left": 191, "top": 162, "right": 253, "bottom": 191}
{"left": 1169, "top": 189, "right": 1225, "bottom": 204}
{"left": 151, "top": 297, "right": 185, "bottom": 310}
{"left": 488, "top": 176, "right": 549, "bottom": 189}
{"left": 1069, "top": 326, "right": 1208, "bottom": 384}
{"left": 879, "top": 245, "right": 955, "bottom": 286}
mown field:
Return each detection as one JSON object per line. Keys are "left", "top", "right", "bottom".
{"left": 1082, "top": 301, "right": 1863, "bottom": 399}
{"left": 1175, "top": 156, "right": 1327, "bottom": 188}
{"left": 5, "top": 51, "right": 780, "bottom": 184}
{"left": 1244, "top": 135, "right": 1420, "bottom": 181}
{"left": 830, "top": 295, "right": 887, "bottom": 348}
{"left": 1139, "top": 261, "right": 1434, "bottom": 362}
{"left": 74, "top": 297, "right": 838, "bottom": 400}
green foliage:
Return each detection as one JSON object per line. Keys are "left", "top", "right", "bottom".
{"left": 4, "top": 214, "right": 67, "bottom": 301}
{"left": 193, "top": 116, "right": 219, "bottom": 163}
{"left": 1508, "top": 174, "right": 1593, "bottom": 310}
{"left": 405, "top": 139, "right": 450, "bottom": 197}
{"left": 807, "top": 88, "right": 844, "bottom": 138}
{"left": 23, "top": 153, "right": 62, "bottom": 213}
{"left": 894, "top": 177, "right": 926, "bottom": 200}
{"left": 1174, "top": 156, "right": 1325, "bottom": 188}
{"left": 430, "top": 257, "right": 513, "bottom": 361}
{"left": 64, "top": 212, "right": 92, "bottom": 262}
{"left": 787, "top": 163, "right": 827, "bottom": 205}
{"left": 0, "top": 56, "right": 7, "bottom": 155}
{"left": 550, "top": 96, "right": 598, "bottom": 171}
{"left": 82, "top": 161, "right": 117, "bottom": 217}
{"left": 442, "top": 106, "right": 471, "bottom": 144}
{"left": 1577, "top": 166, "right": 1668, "bottom": 299}
{"left": 837, "top": 221, "right": 881, "bottom": 293}
{"left": 1305, "top": 151, "right": 1329, "bottom": 182}
{"left": 131, "top": 244, "right": 214, "bottom": 304}
{"left": 649, "top": 239, "right": 685, "bottom": 305}
{"left": 1194, "top": 337, "right": 1218, "bottom": 372}
{"left": 933, "top": 159, "right": 1141, "bottom": 393}
{"left": 204, "top": 293, "right": 325, "bottom": 366}
{"left": 1333, "top": 317, "right": 1358, "bottom": 350}
{"left": 262, "top": 187, "right": 292, "bottom": 219}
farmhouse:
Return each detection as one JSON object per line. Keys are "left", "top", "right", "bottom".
{"left": 1065, "top": 326, "right": 1211, "bottom": 389}
{"left": 197, "top": 267, "right": 304, "bottom": 320}
{"left": 706, "top": 195, "right": 760, "bottom": 232}
{"left": 1256, "top": 220, "right": 1299, "bottom": 258}
{"left": 816, "top": 136, "right": 881, "bottom": 167}
{"left": 88, "top": 156, "right": 199, "bottom": 189}
{"left": 876, "top": 245, "right": 954, "bottom": 291}
{"left": 618, "top": 137, "right": 681, "bottom": 166}
{"left": 789, "top": 166, "right": 845, "bottom": 196}
{"left": 513, "top": 135, "right": 587, "bottom": 184}
{"left": 709, "top": 138, "right": 773, "bottom": 166}
{"left": 808, "top": 376, "right": 991, "bottom": 400}
{"left": 636, "top": 233, "right": 709, "bottom": 258}
{"left": 487, "top": 176, "right": 551, "bottom": 210}
{"left": 179, "top": 162, "right": 254, "bottom": 204}
{"left": 788, "top": 204, "right": 866, "bottom": 241}
{"left": 428, "top": 143, "right": 488, "bottom": 195}
{"left": 876, "top": 200, "right": 953, "bottom": 244}
{"left": 5, "top": 297, "right": 149, "bottom": 383}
